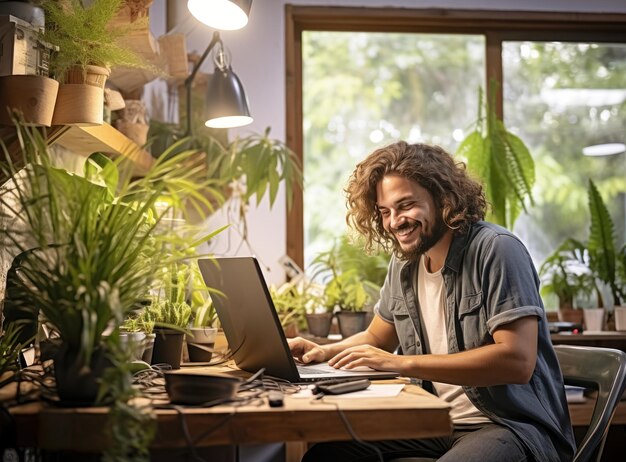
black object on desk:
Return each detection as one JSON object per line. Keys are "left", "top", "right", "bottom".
{"left": 313, "top": 378, "right": 371, "bottom": 396}
{"left": 548, "top": 321, "right": 584, "bottom": 334}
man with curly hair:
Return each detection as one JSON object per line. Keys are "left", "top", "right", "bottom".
{"left": 289, "top": 142, "right": 575, "bottom": 462}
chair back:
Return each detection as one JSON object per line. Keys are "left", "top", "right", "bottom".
{"left": 554, "top": 345, "right": 626, "bottom": 462}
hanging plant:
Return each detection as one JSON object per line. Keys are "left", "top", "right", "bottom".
{"left": 456, "top": 85, "right": 535, "bottom": 229}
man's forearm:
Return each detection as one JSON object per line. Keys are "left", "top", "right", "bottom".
{"left": 321, "top": 329, "right": 384, "bottom": 360}
{"left": 400, "top": 342, "right": 534, "bottom": 386}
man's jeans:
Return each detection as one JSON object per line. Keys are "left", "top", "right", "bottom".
{"left": 302, "top": 423, "right": 532, "bottom": 462}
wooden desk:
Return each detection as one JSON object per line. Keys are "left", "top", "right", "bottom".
{"left": 551, "top": 332, "right": 626, "bottom": 351}
{"left": 6, "top": 377, "right": 451, "bottom": 457}
{"left": 568, "top": 397, "right": 626, "bottom": 427}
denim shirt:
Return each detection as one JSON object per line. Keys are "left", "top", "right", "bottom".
{"left": 375, "top": 221, "right": 576, "bottom": 462}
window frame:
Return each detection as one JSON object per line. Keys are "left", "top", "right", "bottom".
{"left": 285, "top": 6, "right": 626, "bottom": 268}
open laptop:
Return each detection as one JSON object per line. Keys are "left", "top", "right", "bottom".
{"left": 198, "top": 256, "right": 399, "bottom": 382}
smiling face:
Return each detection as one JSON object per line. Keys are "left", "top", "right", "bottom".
{"left": 376, "top": 174, "right": 448, "bottom": 261}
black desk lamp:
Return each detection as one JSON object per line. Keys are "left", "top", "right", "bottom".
{"left": 184, "top": 0, "right": 253, "bottom": 136}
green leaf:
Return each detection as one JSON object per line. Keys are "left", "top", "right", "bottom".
{"left": 587, "top": 179, "right": 617, "bottom": 301}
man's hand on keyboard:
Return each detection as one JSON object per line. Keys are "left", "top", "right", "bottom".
{"left": 288, "top": 337, "right": 327, "bottom": 364}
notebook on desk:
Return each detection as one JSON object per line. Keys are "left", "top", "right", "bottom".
{"left": 197, "top": 256, "right": 399, "bottom": 383}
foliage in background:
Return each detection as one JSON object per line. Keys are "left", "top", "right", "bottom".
{"left": 270, "top": 278, "right": 324, "bottom": 328}
{"left": 540, "top": 179, "right": 626, "bottom": 310}
{"left": 539, "top": 239, "right": 596, "bottom": 310}
{"left": 149, "top": 123, "right": 302, "bottom": 211}
{"left": 40, "top": 0, "right": 154, "bottom": 79}
{"left": 188, "top": 262, "right": 219, "bottom": 328}
{"left": 311, "top": 235, "right": 390, "bottom": 312}
{"left": 147, "top": 122, "right": 303, "bottom": 259}
{"left": 456, "top": 86, "right": 535, "bottom": 229}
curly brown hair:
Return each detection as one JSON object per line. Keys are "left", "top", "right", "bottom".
{"left": 345, "top": 141, "right": 487, "bottom": 254}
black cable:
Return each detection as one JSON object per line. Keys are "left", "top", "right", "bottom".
{"left": 311, "top": 397, "right": 385, "bottom": 462}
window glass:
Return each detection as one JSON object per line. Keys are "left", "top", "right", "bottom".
{"left": 504, "top": 41, "right": 626, "bottom": 309}
{"left": 504, "top": 42, "right": 626, "bottom": 260}
{"left": 302, "top": 31, "right": 485, "bottom": 267}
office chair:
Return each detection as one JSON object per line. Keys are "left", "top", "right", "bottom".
{"left": 554, "top": 345, "right": 626, "bottom": 462}
{"left": 391, "top": 345, "right": 626, "bottom": 462}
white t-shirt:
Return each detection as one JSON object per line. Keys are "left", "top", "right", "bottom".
{"left": 416, "top": 254, "right": 490, "bottom": 425}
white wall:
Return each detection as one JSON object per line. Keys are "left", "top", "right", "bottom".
{"left": 171, "top": 0, "right": 626, "bottom": 284}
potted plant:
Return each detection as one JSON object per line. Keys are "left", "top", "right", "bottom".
{"left": 0, "top": 122, "right": 219, "bottom": 459}
{"left": 539, "top": 238, "right": 595, "bottom": 325}
{"left": 185, "top": 261, "right": 220, "bottom": 363}
{"left": 40, "top": 0, "right": 154, "bottom": 125}
{"left": 294, "top": 278, "right": 332, "bottom": 338}
{"left": 311, "top": 236, "right": 389, "bottom": 338}
{"left": 323, "top": 270, "right": 375, "bottom": 338}
{"left": 269, "top": 282, "right": 307, "bottom": 338}
{"left": 120, "top": 312, "right": 147, "bottom": 361}
{"left": 540, "top": 179, "right": 626, "bottom": 331}
{"left": 148, "top": 124, "right": 303, "bottom": 225}
{"left": 122, "top": 307, "right": 156, "bottom": 364}
{"left": 584, "top": 179, "right": 626, "bottom": 331}
{"left": 147, "top": 264, "right": 193, "bottom": 369}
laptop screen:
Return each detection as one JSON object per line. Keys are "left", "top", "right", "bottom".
{"left": 197, "top": 256, "right": 301, "bottom": 381}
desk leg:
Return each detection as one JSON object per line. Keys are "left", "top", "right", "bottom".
{"left": 285, "top": 442, "right": 308, "bottom": 462}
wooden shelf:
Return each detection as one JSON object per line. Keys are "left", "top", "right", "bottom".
{"left": 47, "top": 123, "right": 154, "bottom": 176}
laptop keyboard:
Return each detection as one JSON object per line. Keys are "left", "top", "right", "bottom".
{"left": 296, "top": 365, "right": 328, "bottom": 375}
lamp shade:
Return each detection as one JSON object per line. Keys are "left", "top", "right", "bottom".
{"left": 204, "top": 66, "right": 252, "bottom": 129}
{"left": 188, "top": 0, "right": 253, "bottom": 31}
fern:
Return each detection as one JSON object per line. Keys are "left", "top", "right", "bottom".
{"left": 41, "top": 0, "right": 154, "bottom": 80}
{"left": 587, "top": 179, "right": 620, "bottom": 306}
{"left": 456, "top": 85, "right": 535, "bottom": 229}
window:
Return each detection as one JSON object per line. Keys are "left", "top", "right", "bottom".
{"left": 302, "top": 31, "right": 484, "bottom": 266}
{"left": 286, "top": 7, "right": 626, "bottom": 302}
{"left": 503, "top": 41, "right": 626, "bottom": 265}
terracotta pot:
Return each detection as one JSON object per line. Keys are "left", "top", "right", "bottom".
{"left": 283, "top": 322, "right": 299, "bottom": 339}
{"left": 0, "top": 75, "right": 58, "bottom": 126}
{"left": 557, "top": 307, "right": 584, "bottom": 325}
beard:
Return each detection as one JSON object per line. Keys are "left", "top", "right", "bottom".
{"left": 391, "top": 213, "right": 447, "bottom": 261}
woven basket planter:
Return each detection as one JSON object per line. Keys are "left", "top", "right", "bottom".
{"left": 64, "top": 65, "right": 110, "bottom": 88}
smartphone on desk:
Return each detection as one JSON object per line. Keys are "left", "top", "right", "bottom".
{"left": 313, "top": 378, "right": 371, "bottom": 396}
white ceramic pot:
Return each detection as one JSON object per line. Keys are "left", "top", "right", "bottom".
{"left": 614, "top": 306, "right": 626, "bottom": 331}
{"left": 583, "top": 308, "right": 605, "bottom": 332}
{"left": 119, "top": 331, "right": 146, "bottom": 361}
